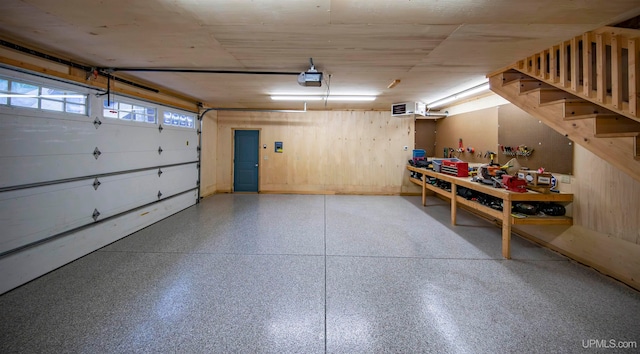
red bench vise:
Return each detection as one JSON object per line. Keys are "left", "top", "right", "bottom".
{"left": 502, "top": 175, "right": 527, "bottom": 193}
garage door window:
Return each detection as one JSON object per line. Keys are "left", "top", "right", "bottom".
{"left": 103, "top": 99, "right": 156, "bottom": 123}
{"left": 0, "top": 76, "right": 87, "bottom": 114}
{"left": 163, "top": 110, "right": 195, "bottom": 128}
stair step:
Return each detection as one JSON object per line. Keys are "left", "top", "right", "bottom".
{"left": 565, "top": 113, "right": 621, "bottom": 121}
{"left": 539, "top": 98, "right": 585, "bottom": 107}
{"left": 518, "top": 79, "right": 554, "bottom": 94}
{"left": 501, "top": 71, "right": 531, "bottom": 86}
{"left": 563, "top": 101, "right": 615, "bottom": 118}
{"left": 594, "top": 116, "right": 640, "bottom": 136}
{"left": 595, "top": 132, "right": 640, "bottom": 138}
{"left": 533, "top": 89, "right": 577, "bottom": 104}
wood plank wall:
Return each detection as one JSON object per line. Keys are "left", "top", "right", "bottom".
{"left": 573, "top": 145, "right": 640, "bottom": 245}
{"left": 200, "top": 110, "right": 218, "bottom": 197}
{"left": 214, "top": 111, "right": 420, "bottom": 195}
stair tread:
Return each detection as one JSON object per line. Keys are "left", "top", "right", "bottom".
{"left": 564, "top": 113, "right": 623, "bottom": 120}
{"left": 519, "top": 87, "right": 564, "bottom": 97}
{"left": 540, "top": 98, "right": 588, "bottom": 106}
{"left": 594, "top": 132, "right": 640, "bottom": 138}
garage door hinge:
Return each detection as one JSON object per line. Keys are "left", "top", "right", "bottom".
{"left": 93, "top": 178, "right": 101, "bottom": 190}
{"left": 157, "top": 190, "right": 163, "bottom": 199}
{"left": 93, "top": 147, "right": 102, "bottom": 159}
{"left": 93, "top": 117, "right": 102, "bottom": 129}
{"left": 92, "top": 208, "right": 101, "bottom": 222}
{"left": 158, "top": 146, "right": 163, "bottom": 155}
{"left": 196, "top": 146, "right": 201, "bottom": 152}
{"left": 158, "top": 125, "right": 164, "bottom": 133}
{"left": 158, "top": 168, "right": 163, "bottom": 177}
{"left": 197, "top": 129, "right": 201, "bottom": 135}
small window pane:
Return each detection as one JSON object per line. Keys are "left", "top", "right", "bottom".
{"left": 66, "top": 103, "right": 86, "bottom": 114}
{"left": 132, "top": 105, "right": 145, "bottom": 114}
{"left": 147, "top": 108, "right": 156, "bottom": 115}
{"left": 103, "top": 99, "right": 116, "bottom": 109}
{"left": 42, "top": 99, "right": 64, "bottom": 112}
{"left": 11, "top": 82, "right": 38, "bottom": 95}
{"left": 171, "top": 113, "right": 180, "bottom": 126}
{"left": 66, "top": 96, "right": 86, "bottom": 104}
{"left": 12, "top": 97, "right": 38, "bottom": 108}
{"left": 0, "top": 97, "right": 7, "bottom": 105}
{"left": 41, "top": 87, "right": 65, "bottom": 96}
{"left": 187, "top": 116, "right": 194, "bottom": 127}
{"left": 163, "top": 112, "right": 172, "bottom": 125}
{"left": 147, "top": 115, "right": 156, "bottom": 123}
{"left": 0, "top": 79, "right": 8, "bottom": 91}
{"left": 119, "top": 111, "right": 132, "bottom": 120}
{"left": 103, "top": 108, "right": 118, "bottom": 118}
{"left": 119, "top": 103, "right": 132, "bottom": 112}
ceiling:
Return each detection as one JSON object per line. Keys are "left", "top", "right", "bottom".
{"left": 0, "top": 0, "right": 639, "bottom": 111}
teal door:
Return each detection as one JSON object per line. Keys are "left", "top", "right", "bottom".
{"left": 233, "top": 130, "right": 259, "bottom": 192}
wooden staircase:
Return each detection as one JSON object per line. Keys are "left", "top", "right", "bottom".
{"left": 488, "top": 26, "right": 640, "bottom": 183}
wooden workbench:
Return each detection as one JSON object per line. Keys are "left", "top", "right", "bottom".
{"left": 407, "top": 165, "right": 573, "bottom": 259}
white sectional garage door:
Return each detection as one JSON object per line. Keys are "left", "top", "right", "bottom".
{"left": 0, "top": 67, "right": 199, "bottom": 294}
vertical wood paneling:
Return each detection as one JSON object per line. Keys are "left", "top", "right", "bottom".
{"left": 216, "top": 111, "right": 415, "bottom": 194}
{"left": 574, "top": 144, "right": 640, "bottom": 244}
{"left": 200, "top": 110, "right": 218, "bottom": 197}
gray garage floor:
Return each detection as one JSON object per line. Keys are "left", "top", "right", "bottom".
{"left": 1, "top": 194, "right": 639, "bottom": 353}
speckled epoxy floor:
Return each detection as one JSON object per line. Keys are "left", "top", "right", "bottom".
{"left": 1, "top": 194, "right": 639, "bottom": 353}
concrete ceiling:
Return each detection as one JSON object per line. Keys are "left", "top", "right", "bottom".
{"left": 0, "top": 0, "right": 639, "bottom": 110}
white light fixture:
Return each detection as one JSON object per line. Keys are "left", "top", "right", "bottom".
{"left": 0, "top": 94, "right": 87, "bottom": 98}
{"left": 270, "top": 95, "right": 376, "bottom": 102}
{"left": 427, "top": 82, "right": 490, "bottom": 109}
{"left": 270, "top": 95, "right": 324, "bottom": 101}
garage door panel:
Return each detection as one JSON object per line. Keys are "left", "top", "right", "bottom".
{"left": 0, "top": 114, "right": 96, "bottom": 157}
{"left": 96, "top": 122, "right": 161, "bottom": 153}
{"left": 160, "top": 128, "right": 198, "bottom": 148}
{"left": 158, "top": 164, "right": 199, "bottom": 196}
{"left": 0, "top": 165, "right": 198, "bottom": 256}
{"left": 0, "top": 151, "right": 164, "bottom": 188}
{"left": 0, "top": 191, "right": 197, "bottom": 295}
{"left": 160, "top": 149, "right": 198, "bottom": 165}
{"left": 0, "top": 180, "right": 97, "bottom": 255}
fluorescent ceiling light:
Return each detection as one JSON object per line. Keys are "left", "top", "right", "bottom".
{"left": 427, "top": 82, "right": 490, "bottom": 109}
{"left": 326, "top": 96, "right": 376, "bottom": 101}
{"left": 0, "top": 94, "right": 86, "bottom": 98}
{"left": 271, "top": 95, "right": 323, "bottom": 101}
{"left": 270, "top": 95, "right": 376, "bottom": 102}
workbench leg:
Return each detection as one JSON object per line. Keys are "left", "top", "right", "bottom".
{"left": 421, "top": 176, "right": 426, "bottom": 206}
{"left": 502, "top": 199, "right": 512, "bottom": 259}
{"left": 450, "top": 184, "right": 457, "bottom": 225}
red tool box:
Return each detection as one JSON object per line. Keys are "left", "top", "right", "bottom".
{"left": 441, "top": 160, "right": 469, "bottom": 177}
